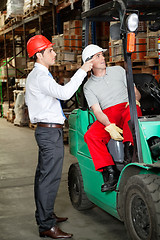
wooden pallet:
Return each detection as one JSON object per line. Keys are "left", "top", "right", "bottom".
{"left": 2, "top": 15, "right": 23, "bottom": 30}
{"left": 107, "top": 60, "right": 124, "bottom": 67}
{"left": 23, "top": 4, "right": 49, "bottom": 19}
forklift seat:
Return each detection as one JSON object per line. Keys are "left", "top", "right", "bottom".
{"left": 133, "top": 73, "right": 160, "bottom": 115}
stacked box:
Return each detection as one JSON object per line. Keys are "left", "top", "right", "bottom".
{"left": 52, "top": 34, "right": 64, "bottom": 63}
{"left": 6, "top": 0, "right": 24, "bottom": 19}
{"left": 63, "top": 35, "right": 82, "bottom": 51}
{"left": 63, "top": 21, "right": 70, "bottom": 35}
{"left": 52, "top": 34, "right": 64, "bottom": 48}
{"left": 63, "top": 20, "right": 82, "bottom": 35}
{"left": 63, "top": 20, "right": 82, "bottom": 51}
{"left": 109, "top": 33, "right": 147, "bottom": 62}
{"left": 63, "top": 35, "right": 70, "bottom": 50}
{"left": 52, "top": 21, "right": 83, "bottom": 68}
{"left": 109, "top": 40, "right": 124, "bottom": 62}
{"left": 70, "top": 35, "right": 82, "bottom": 51}
{"left": 54, "top": 48, "right": 63, "bottom": 63}
{"left": 131, "top": 33, "right": 147, "bottom": 60}
{"left": 147, "top": 31, "right": 160, "bottom": 57}
{"left": 62, "top": 51, "right": 77, "bottom": 63}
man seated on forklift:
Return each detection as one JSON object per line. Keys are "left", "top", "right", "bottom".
{"left": 82, "top": 44, "right": 142, "bottom": 192}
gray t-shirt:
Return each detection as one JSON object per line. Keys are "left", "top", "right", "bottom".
{"left": 83, "top": 66, "right": 128, "bottom": 110}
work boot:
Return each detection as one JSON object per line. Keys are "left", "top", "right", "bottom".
{"left": 124, "top": 141, "right": 134, "bottom": 166}
{"left": 101, "top": 166, "right": 119, "bottom": 192}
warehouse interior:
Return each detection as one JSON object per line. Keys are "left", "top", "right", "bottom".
{"left": 0, "top": 0, "right": 160, "bottom": 240}
{"left": 1, "top": 0, "right": 160, "bottom": 122}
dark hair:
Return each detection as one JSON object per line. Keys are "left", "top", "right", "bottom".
{"left": 33, "top": 49, "right": 45, "bottom": 61}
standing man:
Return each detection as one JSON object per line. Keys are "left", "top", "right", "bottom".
{"left": 25, "top": 35, "right": 93, "bottom": 239}
{"left": 82, "top": 44, "right": 142, "bottom": 192}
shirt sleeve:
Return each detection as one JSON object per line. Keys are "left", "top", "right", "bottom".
{"left": 83, "top": 83, "right": 99, "bottom": 108}
{"left": 38, "top": 68, "right": 87, "bottom": 100}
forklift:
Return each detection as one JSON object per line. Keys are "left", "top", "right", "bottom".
{"left": 68, "top": 1, "right": 160, "bottom": 239}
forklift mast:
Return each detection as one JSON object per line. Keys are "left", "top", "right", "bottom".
{"left": 81, "top": 0, "right": 160, "bottom": 163}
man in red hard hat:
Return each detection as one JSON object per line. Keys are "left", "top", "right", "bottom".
{"left": 25, "top": 35, "right": 93, "bottom": 239}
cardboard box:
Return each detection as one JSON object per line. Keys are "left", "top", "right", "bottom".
{"left": 63, "top": 21, "right": 70, "bottom": 35}
{"left": 70, "top": 20, "right": 82, "bottom": 29}
{"left": 52, "top": 34, "right": 64, "bottom": 48}
{"left": 63, "top": 20, "right": 82, "bottom": 36}
{"left": 63, "top": 35, "right": 70, "bottom": 50}
{"left": 54, "top": 48, "right": 63, "bottom": 63}
{"left": 147, "top": 35, "right": 158, "bottom": 57}
{"left": 147, "top": 27, "right": 160, "bottom": 57}
{"left": 70, "top": 20, "right": 82, "bottom": 35}
{"left": 62, "top": 51, "right": 77, "bottom": 62}
{"left": 132, "top": 33, "right": 147, "bottom": 60}
{"left": 6, "top": 0, "right": 24, "bottom": 19}
{"left": 70, "top": 35, "right": 82, "bottom": 50}
{"left": 70, "top": 27, "right": 82, "bottom": 36}
{"left": 109, "top": 40, "right": 124, "bottom": 62}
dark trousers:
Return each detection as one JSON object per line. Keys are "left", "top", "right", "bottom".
{"left": 34, "top": 126, "right": 64, "bottom": 232}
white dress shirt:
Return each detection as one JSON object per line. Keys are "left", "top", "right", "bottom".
{"left": 25, "top": 62, "right": 87, "bottom": 124}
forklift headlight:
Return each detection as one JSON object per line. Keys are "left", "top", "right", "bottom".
{"left": 127, "top": 13, "right": 139, "bottom": 32}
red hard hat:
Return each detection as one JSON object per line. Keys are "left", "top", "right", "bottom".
{"left": 27, "top": 35, "right": 55, "bottom": 58}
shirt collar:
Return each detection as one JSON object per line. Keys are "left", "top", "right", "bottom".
{"left": 34, "top": 62, "right": 49, "bottom": 74}
{"left": 91, "top": 68, "right": 108, "bottom": 81}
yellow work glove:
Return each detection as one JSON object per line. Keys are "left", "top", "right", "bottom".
{"left": 125, "top": 100, "right": 141, "bottom": 108}
{"left": 105, "top": 123, "right": 124, "bottom": 141}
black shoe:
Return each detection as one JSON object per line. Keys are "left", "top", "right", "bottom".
{"left": 39, "top": 225, "right": 73, "bottom": 238}
{"left": 124, "top": 141, "right": 133, "bottom": 166}
{"left": 101, "top": 165, "right": 119, "bottom": 192}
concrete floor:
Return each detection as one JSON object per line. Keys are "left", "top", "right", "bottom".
{"left": 0, "top": 118, "right": 129, "bottom": 240}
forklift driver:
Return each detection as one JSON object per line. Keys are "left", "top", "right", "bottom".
{"left": 82, "top": 44, "right": 142, "bottom": 192}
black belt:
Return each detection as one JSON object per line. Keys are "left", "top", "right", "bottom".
{"left": 37, "top": 123, "right": 63, "bottom": 128}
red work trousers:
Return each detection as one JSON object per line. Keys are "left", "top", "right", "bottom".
{"left": 84, "top": 102, "right": 142, "bottom": 171}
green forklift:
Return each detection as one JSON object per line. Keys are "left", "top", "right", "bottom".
{"left": 68, "top": 1, "right": 160, "bottom": 239}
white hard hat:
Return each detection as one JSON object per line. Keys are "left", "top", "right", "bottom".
{"left": 82, "top": 44, "right": 107, "bottom": 63}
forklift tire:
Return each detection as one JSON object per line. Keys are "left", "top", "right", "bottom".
{"left": 123, "top": 174, "right": 160, "bottom": 240}
{"left": 68, "top": 163, "right": 94, "bottom": 211}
